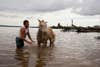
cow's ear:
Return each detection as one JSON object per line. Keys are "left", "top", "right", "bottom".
{"left": 41, "top": 20, "right": 44, "bottom": 22}
{"left": 38, "top": 19, "right": 41, "bottom": 22}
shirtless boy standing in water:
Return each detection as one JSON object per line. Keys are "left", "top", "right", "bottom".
{"left": 16, "top": 20, "right": 34, "bottom": 48}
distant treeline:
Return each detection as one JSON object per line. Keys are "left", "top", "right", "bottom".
{"left": 0, "top": 25, "right": 38, "bottom": 28}
{"left": 50, "top": 23, "right": 100, "bottom": 32}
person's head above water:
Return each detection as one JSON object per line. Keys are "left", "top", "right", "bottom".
{"left": 23, "top": 20, "right": 29, "bottom": 28}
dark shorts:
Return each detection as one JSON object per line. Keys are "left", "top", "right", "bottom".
{"left": 16, "top": 37, "right": 24, "bottom": 48}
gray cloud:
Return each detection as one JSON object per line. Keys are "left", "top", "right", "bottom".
{"left": 0, "top": 0, "right": 100, "bottom": 15}
{"left": 0, "top": 0, "right": 77, "bottom": 11}
{"left": 72, "top": 0, "right": 100, "bottom": 15}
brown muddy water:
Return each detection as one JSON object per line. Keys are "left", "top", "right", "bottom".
{"left": 0, "top": 27, "right": 100, "bottom": 67}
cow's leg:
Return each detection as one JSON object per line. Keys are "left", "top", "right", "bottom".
{"left": 43, "top": 40, "right": 47, "bottom": 47}
{"left": 37, "top": 41, "right": 41, "bottom": 47}
{"left": 50, "top": 39, "right": 55, "bottom": 47}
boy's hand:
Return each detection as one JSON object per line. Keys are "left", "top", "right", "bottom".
{"left": 28, "top": 40, "right": 36, "bottom": 47}
{"left": 32, "top": 40, "right": 35, "bottom": 43}
{"left": 27, "top": 41, "right": 32, "bottom": 44}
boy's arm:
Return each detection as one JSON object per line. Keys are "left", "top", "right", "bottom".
{"left": 27, "top": 32, "right": 35, "bottom": 42}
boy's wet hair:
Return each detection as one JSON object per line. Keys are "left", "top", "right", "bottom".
{"left": 23, "top": 20, "right": 29, "bottom": 25}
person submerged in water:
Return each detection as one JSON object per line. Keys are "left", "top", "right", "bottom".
{"left": 16, "top": 20, "right": 34, "bottom": 48}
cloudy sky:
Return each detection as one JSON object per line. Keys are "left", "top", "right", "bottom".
{"left": 0, "top": 0, "right": 100, "bottom": 26}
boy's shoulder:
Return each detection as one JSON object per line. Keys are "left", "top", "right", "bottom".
{"left": 20, "top": 26, "right": 25, "bottom": 29}
{"left": 20, "top": 27, "right": 25, "bottom": 31}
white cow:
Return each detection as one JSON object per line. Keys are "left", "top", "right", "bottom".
{"left": 37, "top": 19, "right": 55, "bottom": 47}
